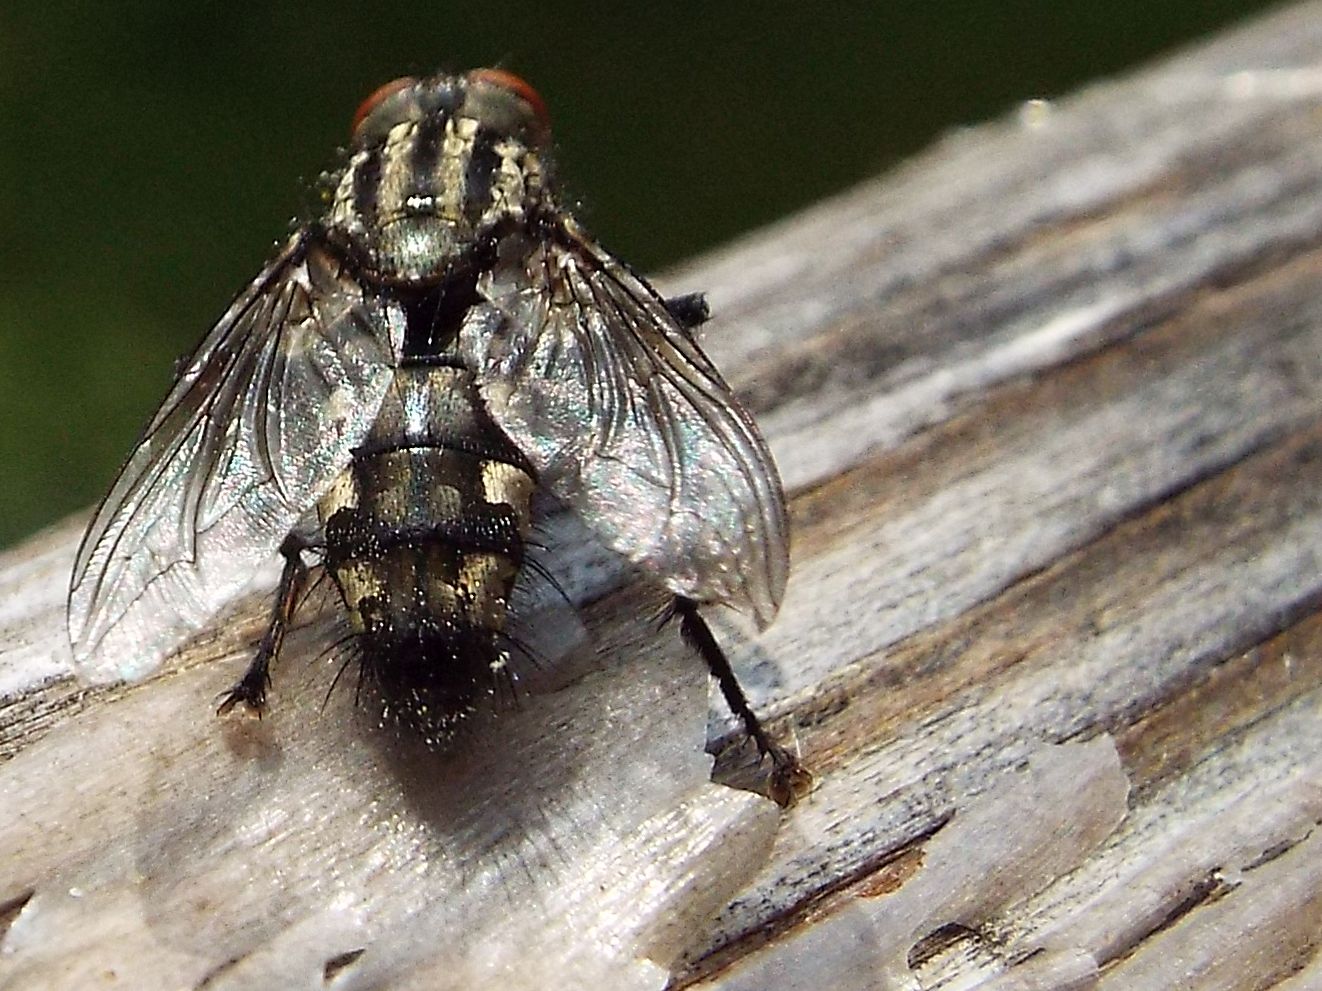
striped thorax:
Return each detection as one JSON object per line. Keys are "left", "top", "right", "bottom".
{"left": 325, "top": 72, "right": 550, "bottom": 284}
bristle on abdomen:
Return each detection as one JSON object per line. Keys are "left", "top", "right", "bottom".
{"left": 357, "top": 624, "right": 514, "bottom": 744}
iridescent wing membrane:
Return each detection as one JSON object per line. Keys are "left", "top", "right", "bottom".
{"left": 68, "top": 237, "right": 397, "bottom": 683}
{"left": 70, "top": 218, "right": 786, "bottom": 684}
{"left": 461, "top": 221, "right": 790, "bottom": 627}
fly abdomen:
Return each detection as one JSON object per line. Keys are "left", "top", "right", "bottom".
{"left": 318, "top": 364, "right": 534, "bottom": 735}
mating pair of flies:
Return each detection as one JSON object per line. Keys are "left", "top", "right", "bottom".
{"left": 67, "top": 69, "right": 809, "bottom": 805}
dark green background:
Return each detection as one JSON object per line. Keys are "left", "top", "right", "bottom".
{"left": 0, "top": 3, "right": 1280, "bottom": 547}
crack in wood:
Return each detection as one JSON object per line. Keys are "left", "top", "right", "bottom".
{"left": 1104, "top": 871, "right": 1236, "bottom": 971}
{"left": 906, "top": 921, "right": 989, "bottom": 973}
{"left": 1243, "top": 823, "right": 1320, "bottom": 873}
{"left": 671, "top": 811, "right": 955, "bottom": 989}
{"left": 321, "top": 947, "right": 365, "bottom": 984}
{"left": 194, "top": 952, "right": 247, "bottom": 990}
{"left": 0, "top": 889, "right": 33, "bottom": 945}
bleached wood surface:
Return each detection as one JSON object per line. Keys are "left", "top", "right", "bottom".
{"left": 5, "top": 3, "right": 1322, "bottom": 988}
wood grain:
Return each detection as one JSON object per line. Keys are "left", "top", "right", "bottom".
{"left": 4, "top": 3, "right": 1322, "bottom": 988}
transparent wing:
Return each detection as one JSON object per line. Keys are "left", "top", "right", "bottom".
{"left": 69, "top": 236, "right": 398, "bottom": 683}
{"left": 460, "top": 223, "right": 789, "bottom": 627}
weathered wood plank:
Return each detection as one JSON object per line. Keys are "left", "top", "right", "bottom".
{"left": 4, "top": 2, "right": 1322, "bottom": 988}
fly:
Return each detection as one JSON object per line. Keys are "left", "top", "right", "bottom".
{"left": 67, "top": 69, "right": 809, "bottom": 805}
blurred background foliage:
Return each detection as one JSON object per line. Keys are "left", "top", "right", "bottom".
{"left": 0, "top": 1, "right": 1280, "bottom": 547}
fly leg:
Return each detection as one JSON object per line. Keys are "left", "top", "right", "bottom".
{"left": 218, "top": 535, "right": 311, "bottom": 715}
{"left": 663, "top": 292, "right": 710, "bottom": 330}
{"left": 672, "top": 596, "right": 812, "bottom": 807}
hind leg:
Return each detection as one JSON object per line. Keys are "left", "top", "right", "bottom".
{"left": 671, "top": 596, "right": 812, "bottom": 807}
{"left": 217, "top": 535, "right": 311, "bottom": 715}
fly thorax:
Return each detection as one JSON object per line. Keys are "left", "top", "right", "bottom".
{"left": 326, "top": 113, "right": 547, "bottom": 284}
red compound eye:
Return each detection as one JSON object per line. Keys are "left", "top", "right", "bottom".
{"left": 467, "top": 68, "right": 549, "bottom": 127}
{"left": 350, "top": 76, "right": 417, "bottom": 135}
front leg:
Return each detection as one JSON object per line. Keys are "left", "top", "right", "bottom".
{"left": 663, "top": 292, "right": 710, "bottom": 331}
{"left": 217, "top": 534, "right": 311, "bottom": 715}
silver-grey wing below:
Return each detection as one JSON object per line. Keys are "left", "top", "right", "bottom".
{"left": 68, "top": 236, "right": 399, "bottom": 683}
{"left": 460, "top": 222, "right": 789, "bottom": 628}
